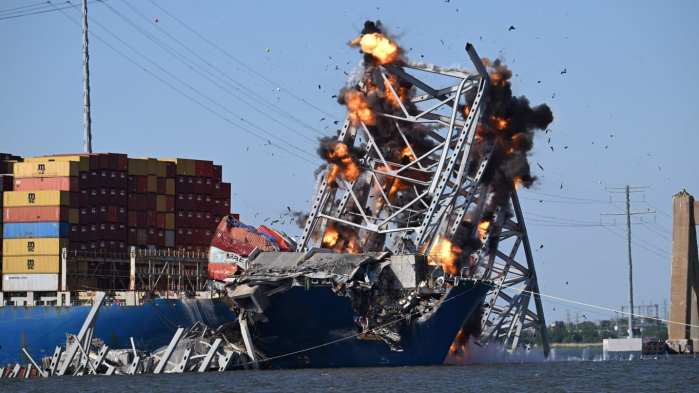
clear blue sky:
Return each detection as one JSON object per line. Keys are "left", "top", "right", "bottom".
{"left": 2, "top": 0, "right": 698, "bottom": 322}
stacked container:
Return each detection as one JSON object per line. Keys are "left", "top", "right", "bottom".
{"left": 76, "top": 154, "right": 129, "bottom": 253}
{"left": 165, "top": 159, "right": 230, "bottom": 252}
{"left": 1, "top": 153, "right": 231, "bottom": 294}
{"left": 2, "top": 159, "right": 77, "bottom": 292}
{"left": 0, "top": 153, "right": 23, "bottom": 292}
{"left": 127, "top": 158, "right": 176, "bottom": 250}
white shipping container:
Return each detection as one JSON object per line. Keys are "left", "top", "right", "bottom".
{"left": 209, "top": 246, "right": 247, "bottom": 267}
{"left": 165, "top": 230, "right": 175, "bottom": 248}
{"left": 2, "top": 273, "right": 59, "bottom": 291}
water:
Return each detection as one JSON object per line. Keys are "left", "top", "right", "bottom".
{"left": 2, "top": 357, "right": 698, "bottom": 393}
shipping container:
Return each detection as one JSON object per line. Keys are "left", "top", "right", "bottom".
{"left": 1, "top": 273, "right": 59, "bottom": 291}
{"left": 2, "top": 238, "right": 68, "bottom": 256}
{"left": 3, "top": 222, "right": 71, "bottom": 238}
{"left": 3, "top": 206, "right": 78, "bottom": 224}
{"left": 213, "top": 164, "right": 222, "bottom": 180}
{"left": 195, "top": 160, "right": 214, "bottom": 177}
{"left": 146, "top": 175, "right": 157, "bottom": 193}
{"left": 2, "top": 255, "right": 60, "bottom": 273}
{"left": 162, "top": 158, "right": 196, "bottom": 176}
{"left": 3, "top": 190, "right": 71, "bottom": 207}
{"left": 24, "top": 155, "right": 89, "bottom": 172}
{"left": 127, "top": 158, "right": 149, "bottom": 176}
{"left": 13, "top": 176, "right": 79, "bottom": 192}
{"left": 165, "top": 230, "right": 175, "bottom": 247}
{"left": 0, "top": 174, "right": 13, "bottom": 191}
{"left": 14, "top": 161, "right": 80, "bottom": 178}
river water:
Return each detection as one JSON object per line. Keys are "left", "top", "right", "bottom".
{"left": 2, "top": 354, "right": 697, "bottom": 393}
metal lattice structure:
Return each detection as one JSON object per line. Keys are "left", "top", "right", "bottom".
{"left": 296, "top": 43, "right": 549, "bottom": 354}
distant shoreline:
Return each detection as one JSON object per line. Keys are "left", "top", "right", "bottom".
{"left": 551, "top": 342, "right": 603, "bottom": 348}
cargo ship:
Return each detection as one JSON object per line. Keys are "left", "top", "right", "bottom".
{"left": 0, "top": 153, "right": 238, "bottom": 365}
{"left": 222, "top": 251, "right": 491, "bottom": 368}
{"left": 0, "top": 296, "right": 235, "bottom": 365}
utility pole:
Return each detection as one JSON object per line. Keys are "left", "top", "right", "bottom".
{"left": 624, "top": 185, "right": 634, "bottom": 337}
{"left": 82, "top": 0, "right": 92, "bottom": 153}
{"left": 602, "top": 185, "right": 655, "bottom": 338}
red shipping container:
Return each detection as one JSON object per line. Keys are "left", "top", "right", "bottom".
{"left": 156, "top": 213, "right": 166, "bottom": 229}
{"left": 195, "top": 160, "right": 214, "bottom": 178}
{"left": 157, "top": 178, "right": 166, "bottom": 194}
{"left": 70, "top": 225, "right": 81, "bottom": 241}
{"left": 220, "top": 182, "right": 231, "bottom": 199}
{"left": 3, "top": 206, "right": 74, "bottom": 222}
{"left": 128, "top": 227, "right": 137, "bottom": 244}
{"left": 128, "top": 176, "right": 147, "bottom": 193}
{"left": 113, "top": 154, "right": 128, "bottom": 171}
{"left": 13, "top": 177, "right": 79, "bottom": 192}
{"left": 213, "top": 165, "right": 222, "bottom": 181}
{"left": 176, "top": 176, "right": 194, "bottom": 193}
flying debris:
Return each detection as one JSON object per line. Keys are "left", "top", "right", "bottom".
{"left": 209, "top": 20, "right": 553, "bottom": 368}
{"left": 508, "top": 25, "right": 516, "bottom": 31}
{"left": 560, "top": 67, "right": 567, "bottom": 75}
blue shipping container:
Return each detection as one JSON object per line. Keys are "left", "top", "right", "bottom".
{"left": 2, "top": 222, "right": 70, "bottom": 238}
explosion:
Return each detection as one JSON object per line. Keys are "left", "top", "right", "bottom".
{"left": 477, "top": 220, "right": 491, "bottom": 242}
{"left": 321, "top": 223, "right": 361, "bottom": 254}
{"left": 469, "top": 58, "right": 553, "bottom": 193}
{"left": 428, "top": 236, "right": 461, "bottom": 276}
{"left": 383, "top": 73, "right": 408, "bottom": 109}
{"left": 344, "top": 89, "right": 375, "bottom": 126}
{"left": 320, "top": 140, "right": 361, "bottom": 185}
{"left": 350, "top": 32, "right": 400, "bottom": 65}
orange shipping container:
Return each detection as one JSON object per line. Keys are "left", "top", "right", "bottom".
{"left": 13, "top": 177, "right": 79, "bottom": 192}
{"left": 3, "top": 206, "right": 78, "bottom": 224}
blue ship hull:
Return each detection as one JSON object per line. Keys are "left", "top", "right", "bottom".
{"left": 0, "top": 298, "right": 236, "bottom": 364}
{"left": 252, "top": 280, "right": 490, "bottom": 368}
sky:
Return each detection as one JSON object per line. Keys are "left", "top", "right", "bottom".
{"left": 2, "top": 0, "right": 698, "bottom": 322}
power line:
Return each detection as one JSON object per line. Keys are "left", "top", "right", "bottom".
{"left": 0, "top": 2, "right": 78, "bottom": 21}
{"left": 93, "top": 0, "right": 319, "bottom": 154}
{"left": 521, "top": 196, "right": 608, "bottom": 205}
{"left": 107, "top": 0, "right": 322, "bottom": 144}
{"left": 146, "top": 0, "right": 338, "bottom": 119}
{"left": 66, "top": 1, "right": 317, "bottom": 160}
{"left": 51, "top": 1, "right": 317, "bottom": 166}
{"left": 0, "top": 1, "right": 52, "bottom": 15}
{"left": 602, "top": 225, "right": 669, "bottom": 259}
{"left": 525, "top": 190, "right": 610, "bottom": 203}
{"left": 639, "top": 221, "right": 671, "bottom": 241}
{"left": 119, "top": 0, "right": 325, "bottom": 139}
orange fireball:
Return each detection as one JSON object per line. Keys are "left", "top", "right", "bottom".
{"left": 351, "top": 32, "right": 400, "bottom": 65}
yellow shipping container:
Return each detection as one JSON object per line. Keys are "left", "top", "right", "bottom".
{"left": 165, "top": 213, "right": 175, "bottom": 229}
{"left": 156, "top": 195, "right": 169, "bottom": 212}
{"left": 165, "top": 178, "right": 175, "bottom": 195}
{"left": 69, "top": 208, "right": 79, "bottom": 224}
{"left": 2, "top": 255, "right": 60, "bottom": 274}
{"left": 3, "top": 191, "right": 71, "bottom": 207}
{"left": 13, "top": 161, "right": 79, "bottom": 178}
{"left": 143, "top": 159, "right": 167, "bottom": 177}
{"left": 2, "top": 238, "right": 68, "bottom": 256}
{"left": 128, "top": 158, "right": 149, "bottom": 176}
{"left": 161, "top": 158, "right": 196, "bottom": 176}
{"left": 24, "top": 155, "right": 90, "bottom": 172}
{"left": 147, "top": 175, "right": 158, "bottom": 193}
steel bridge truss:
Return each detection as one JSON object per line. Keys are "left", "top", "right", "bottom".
{"left": 297, "top": 43, "right": 549, "bottom": 355}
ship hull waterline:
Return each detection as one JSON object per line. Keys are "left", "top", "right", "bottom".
{"left": 248, "top": 280, "right": 491, "bottom": 369}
